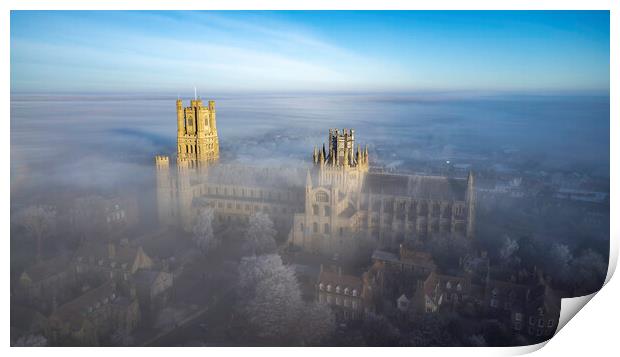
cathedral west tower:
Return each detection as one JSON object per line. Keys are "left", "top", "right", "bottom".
{"left": 176, "top": 97, "right": 219, "bottom": 166}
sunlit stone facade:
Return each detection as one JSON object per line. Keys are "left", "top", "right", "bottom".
{"left": 155, "top": 99, "right": 476, "bottom": 254}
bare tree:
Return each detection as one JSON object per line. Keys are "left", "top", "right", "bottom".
{"left": 192, "top": 206, "right": 218, "bottom": 255}
{"left": 16, "top": 205, "right": 56, "bottom": 261}
{"left": 243, "top": 212, "right": 277, "bottom": 256}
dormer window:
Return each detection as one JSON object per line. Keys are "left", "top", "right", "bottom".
{"left": 352, "top": 289, "right": 358, "bottom": 297}
{"left": 326, "top": 284, "right": 332, "bottom": 292}
{"left": 319, "top": 283, "right": 324, "bottom": 291}
{"left": 336, "top": 286, "right": 341, "bottom": 294}
{"left": 344, "top": 288, "right": 350, "bottom": 295}
{"left": 446, "top": 281, "right": 452, "bottom": 289}
{"left": 456, "top": 283, "right": 462, "bottom": 291}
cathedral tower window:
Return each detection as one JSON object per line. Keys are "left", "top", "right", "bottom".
{"left": 316, "top": 192, "right": 329, "bottom": 203}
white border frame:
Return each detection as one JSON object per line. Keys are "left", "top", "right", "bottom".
{"left": 2, "top": 1, "right": 616, "bottom": 356}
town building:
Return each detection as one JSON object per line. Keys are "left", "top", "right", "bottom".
{"left": 47, "top": 281, "right": 140, "bottom": 346}
{"left": 316, "top": 265, "right": 366, "bottom": 321}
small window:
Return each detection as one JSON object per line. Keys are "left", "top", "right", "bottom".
{"left": 324, "top": 223, "right": 330, "bottom": 234}
{"left": 548, "top": 319, "right": 554, "bottom": 328}
{"left": 515, "top": 312, "right": 523, "bottom": 322}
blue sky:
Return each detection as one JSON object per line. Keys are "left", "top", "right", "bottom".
{"left": 10, "top": 11, "right": 610, "bottom": 93}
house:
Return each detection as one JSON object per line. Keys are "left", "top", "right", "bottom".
{"left": 509, "top": 283, "right": 561, "bottom": 339}
{"left": 423, "top": 272, "right": 471, "bottom": 313}
{"left": 74, "top": 241, "right": 153, "bottom": 281}
{"left": 371, "top": 244, "right": 436, "bottom": 277}
{"left": 47, "top": 281, "right": 140, "bottom": 346}
{"left": 317, "top": 266, "right": 365, "bottom": 321}
{"left": 133, "top": 269, "right": 174, "bottom": 320}
{"left": 17, "top": 255, "right": 73, "bottom": 312}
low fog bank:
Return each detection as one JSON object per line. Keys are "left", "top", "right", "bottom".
{"left": 10, "top": 90, "right": 610, "bottom": 274}
{"left": 12, "top": 91, "right": 611, "bottom": 177}
{"left": 10, "top": 91, "right": 609, "bottom": 212}
{"left": 9, "top": 91, "right": 610, "bottom": 347}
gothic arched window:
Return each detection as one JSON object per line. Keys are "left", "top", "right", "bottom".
{"left": 316, "top": 192, "right": 329, "bottom": 203}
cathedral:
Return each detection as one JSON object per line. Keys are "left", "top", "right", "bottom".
{"left": 155, "top": 98, "right": 476, "bottom": 255}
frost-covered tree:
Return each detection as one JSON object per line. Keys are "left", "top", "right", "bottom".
{"left": 297, "top": 302, "right": 336, "bottom": 346}
{"left": 192, "top": 206, "right": 217, "bottom": 254}
{"left": 499, "top": 235, "right": 519, "bottom": 260}
{"left": 361, "top": 313, "right": 401, "bottom": 346}
{"left": 236, "top": 254, "right": 303, "bottom": 344}
{"left": 14, "top": 334, "right": 47, "bottom": 347}
{"left": 15, "top": 205, "right": 57, "bottom": 261}
{"left": 548, "top": 243, "right": 573, "bottom": 284}
{"left": 571, "top": 249, "right": 608, "bottom": 295}
{"left": 238, "top": 254, "right": 286, "bottom": 294}
{"left": 243, "top": 212, "right": 277, "bottom": 256}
